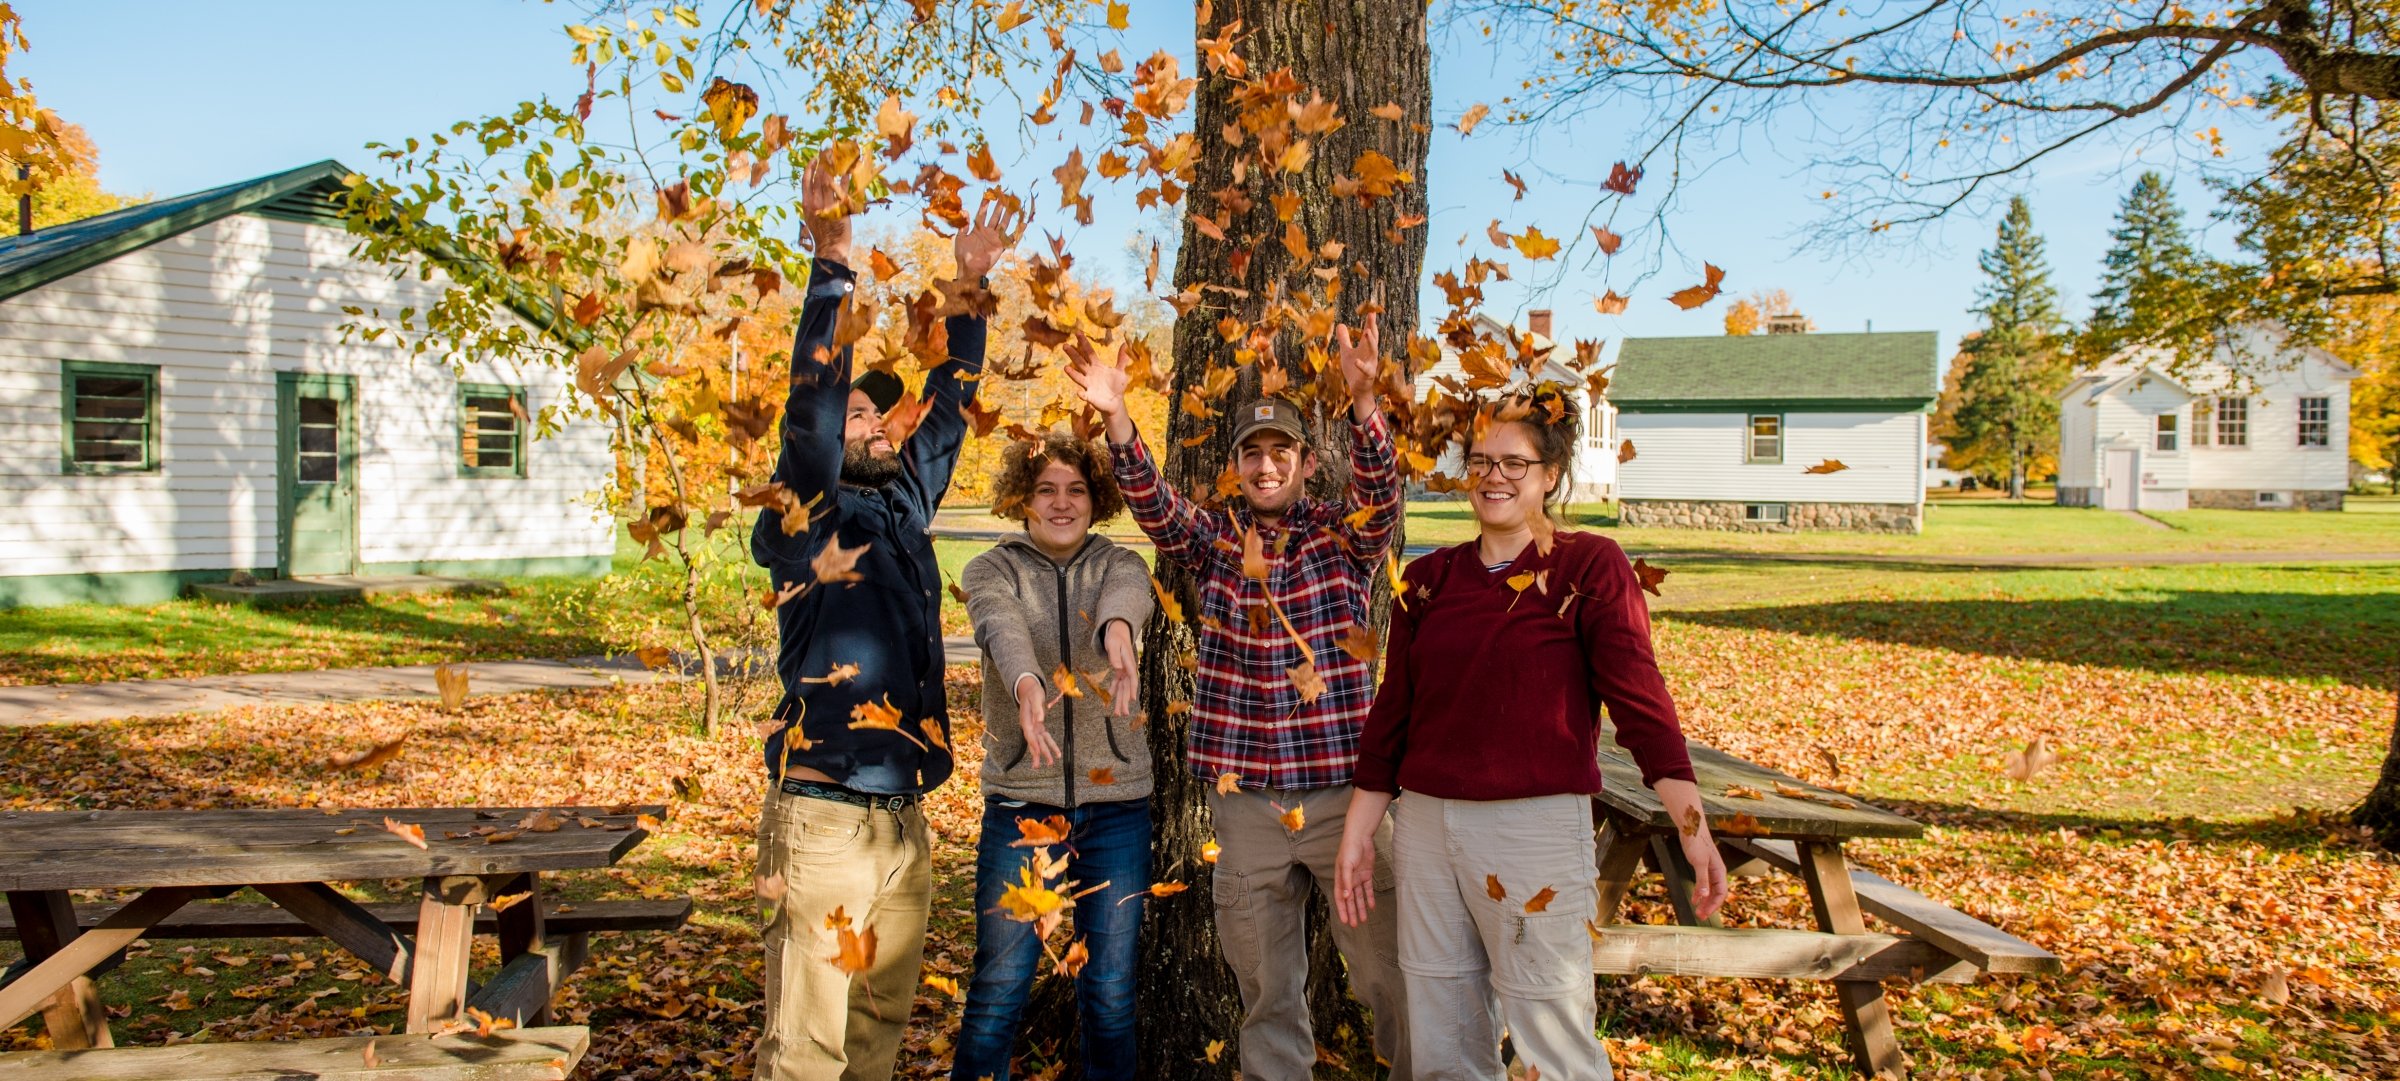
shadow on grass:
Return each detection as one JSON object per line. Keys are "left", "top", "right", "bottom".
{"left": 1864, "top": 796, "right": 2371, "bottom": 851}
{"left": 1668, "top": 584, "right": 2400, "bottom": 690}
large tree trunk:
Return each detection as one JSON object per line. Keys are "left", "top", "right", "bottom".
{"left": 1125, "top": 3, "right": 1431, "bottom": 1078}
{"left": 2355, "top": 692, "right": 2400, "bottom": 850}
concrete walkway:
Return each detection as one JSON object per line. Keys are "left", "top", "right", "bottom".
{"left": 0, "top": 641, "right": 987, "bottom": 726}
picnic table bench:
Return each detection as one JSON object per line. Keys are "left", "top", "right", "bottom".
{"left": 1591, "top": 733, "right": 2059, "bottom": 1080}
{"left": 0, "top": 804, "right": 688, "bottom": 1074}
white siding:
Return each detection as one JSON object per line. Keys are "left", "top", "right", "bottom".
{"left": 1616, "top": 410, "right": 1925, "bottom": 505}
{"left": 0, "top": 213, "right": 614, "bottom": 578}
{"left": 2057, "top": 380, "right": 2099, "bottom": 489}
{"left": 1413, "top": 320, "right": 1619, "bottom": 495}
{"left": 2085, "top": 375, "right": 2192, "bottom": 506}
{"left": 2187, "top": 355, "right": 2352, "bottom": 493}
{"left": 2065, "top": 330, "right": 2354, "bottom": 499}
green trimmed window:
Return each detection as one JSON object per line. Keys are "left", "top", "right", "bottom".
{"left": 1745, "top": 413, "right": 1782, "bottom": 464}
{"left": 459, "top": 383, "right": 528, "bottom": 477}
{"left": 61, "top": 360, "right": 161, "bottom": 474}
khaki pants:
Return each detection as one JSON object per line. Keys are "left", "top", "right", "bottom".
{"left": 1206, "top": 784, "right": 1412, "bottom": 1081}
{"left": 754, "top": 790, "right": 932, "bottom": 1081}
{"left": 1391, "top": 792, "right": 1608, "bottom": 1081}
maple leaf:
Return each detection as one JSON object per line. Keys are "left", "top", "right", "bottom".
{"left": 1592, "top": 226, "right": 1623, "bottom": 255}
{"left": 700, "top": 77, "right": 758, "bottom": 141}
{"left": 1150, "top": 575, "right": 1186, "bottom": 623}
{"left": 1051, "top": 664, "right": 1083, "bottom": 700}
{"left": 995, "top": 866, "right": 1070, "bottom": 922}
{"left": 1523, "top": 886, "right": 1558, "bottom": 913}
{"left": 1335, "top": 624, "right": 1380, "bottom": 663}
{"left": 1371, "top": 101, "right": 1405, "bottom": 121}
{"left": 1631, "top": 558, "right": 1670, "bottom": 596}
{"left": 1455, "top": 102, "right": 1490, "bottom": 135}
{"left": 1287, "top": 659, "right": 1327, "bottom": 702}
{"left": 1618, "top": 439, "right": 1637, "bottom": 464}
{"left": 924, "top": 974, "right": 962, "bottom": 1000}
{"left": 1215, "top": 772, "right": 1242, "bottom": 796}
{"left": 1200, "top": 840, "right": 1222, "bottom": 863}
{"left": 1513, "top": 227, "right": 1561, "bottom": 260}
{"left": 1204, "top": 1039, "right": 1227, "bottom": 1064}
{"left": 995, "top": 0, "right": 1033, "bottom": 32}
{"left": 811, "top": 537, "right": 870, "bottom": 585}
{"left": 1602, "top": 160, "right": 1643, "bottom": 195}
{"left": 1805, "top": 459, "right": 1851, "bottom": 474}
{"left": 1502, "top": 170, "right": 1528, "bottom": 200}
{"left": 1594, "top": 291, "right": 1630, "bottom": 316}
{"left": 874, "top": 93, "right": 915, "bottom": 159}
{"left": 1486, "top": 874, "right": 1507, "bottom": 902}
{"left": 1055, "top": 937, "right": 1091, "bottom": 977}
{"left": 520, "top": 809, "right": 564, "bottom": 832}
{"left": 1272, "top": 802, "right": 1306, "bottom": 832}
{"left": 966, "top": 141, "right": 1001, "bottom": 182}
{"left": 1668, "top": 263, "right": 1728, "bottom": 310}
{"left": 800, "top": 662, "right": 861, "bottom": 686}
{"left": 831, "top": 923, "right": 878, "bottom": 977}
{"left": 2004, "top": 736, "right": 2061, "bottom": 781}
{"left": 1088, "top": 767, "right": 1117, "bottom": 786}
{"left": 1242, "top": 526, "right": 1269, "bottom": 580}
{"left": 671, "top": 774, "right": 703, "bottom": 802}
{"left": 1723, "top": 783, "right": 1766, "bottom": 800}
{"left": 382, "top": 817, "right": 428, "bottom": 850}
{"left": 330, "top": 733, "right": 408, "bottom": 771}
{"left": 1013, "top": 814, "right": 1072, "bottom": 847}
{"left": 1387, "top": 550, "right": 1410, "bottom": 611}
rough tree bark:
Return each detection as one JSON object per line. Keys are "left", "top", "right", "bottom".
{"left": 2354, "top": 691, "right": 2400, "bottom": 850}
{"left": 1126, "top": 2, "right": 1431, "bottom": 1078}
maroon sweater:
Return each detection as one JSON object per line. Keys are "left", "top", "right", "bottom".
{"left": 1353, "top": 531, "right": 1696, "bottom": 800}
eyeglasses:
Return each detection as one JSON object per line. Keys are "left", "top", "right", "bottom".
{"left": 1463, "top": 455, "right": 1542, "bottom": 480}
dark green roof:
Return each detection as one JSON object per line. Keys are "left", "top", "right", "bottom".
{"left": 1612, "top": 331, "right": 1939, "bottom": 407}
{"left": 0, "top": 159, "right": 576, "bottom": 347}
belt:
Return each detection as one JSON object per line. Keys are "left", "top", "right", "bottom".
{"left": 781, "top": 778, "right": 919, "bottom": 812}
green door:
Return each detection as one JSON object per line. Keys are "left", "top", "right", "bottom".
{"left": 277, "top": 373, "right": 357, "bottom": 577}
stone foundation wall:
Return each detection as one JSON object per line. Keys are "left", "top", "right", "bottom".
{"left": 2187, "top": 488, "right": 2346, "bottom": 511}
{"left": 1619, "top": 499, "right": 1923, "bottom": 534}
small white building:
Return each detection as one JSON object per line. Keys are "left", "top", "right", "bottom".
{"left": 1611, "top": 331, "right": 1939, "bottom": 532}
{"left": 2056, "top": 326, "right": 2356, "bottom": 512}
{"left": 1411, "top": 310, "right": 1619, "bottom": 500}
{"left": 0, "top": 160, "right": 615, "bottom": 607}
{"left": 1924, "top": 442, "right": 1968, "bottom": 489}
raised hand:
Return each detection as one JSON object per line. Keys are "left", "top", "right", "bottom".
{"left": 1334, "top": 312, "right": 1382, "bottom": 412}
{"left": 954, "top": 194, "right": 1025, "bottom": 282}
{"left": 1065, "top": 349, "right": 1131, "bottom": 419}
{"left": 799, "top": 155, "right": 853, "bottom": 269}
{"left": 1104, "top": 620, "right": 1138, "bottom": 718}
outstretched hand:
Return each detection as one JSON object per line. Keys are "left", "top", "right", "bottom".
{"left": 1334, "top": 312, "right": 1382, "bottom": 413}
{"left": 799, "top": 155, "right": 853, "bottom": 268}
{"left": 953, "top": 194, "right": 1025, "bottom": 283}
{"left": 1065, "top": 349, "right": 1130, "bottom": 418}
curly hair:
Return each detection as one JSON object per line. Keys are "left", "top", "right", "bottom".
{"left": 989, "top": 431, "right": 1128, "bottom": 524}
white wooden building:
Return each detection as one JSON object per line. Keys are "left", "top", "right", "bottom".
{"left": 1611, "top": 331, "right": 1939, "bottom": 532}
{"left": 1411, "top": 310, "right": 1619, "bottom": 500}
{"left": 2056, "top": 326, "right": 2356, "bottom": 512}
{"left": 0, "top": 160, "right": 615, "bottom": 607}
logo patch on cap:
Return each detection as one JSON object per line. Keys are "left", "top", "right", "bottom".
{"left": 1253, "top": 404, "right": 1276, "bottom": 421}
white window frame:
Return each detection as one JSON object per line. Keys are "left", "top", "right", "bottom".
{"left": 2214, "top": 396, "right": 2248, "bottom": 448}
{"left": 2153, "top": 412, "right": 2180, "bottom": 453}
{"left": 1745, "top": 414, "right": 1782, "bottom": 464}
{"left": 2297, "top": 396, "right": 2331, "bottom": 448}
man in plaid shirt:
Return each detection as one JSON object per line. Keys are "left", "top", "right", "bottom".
{"left": 1071, "top": 317, "right": 1411, "bottom": 1081}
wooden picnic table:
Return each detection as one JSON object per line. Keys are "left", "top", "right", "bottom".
{"left": 1591, "top": 733, "right": 2060, "bottom": 1080}
{"left": 0, "top": 805, "right": 673, "bottom": 1052}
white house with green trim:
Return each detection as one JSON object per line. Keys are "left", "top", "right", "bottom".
{"left": 2055, "top": 326, "right": 2356, "bottom": 512}
{"left": 0, "top": 161, "right": 614, "bottom": 607}
{"left": 1611, "top": 331, "right": 1939, "bottom": 533}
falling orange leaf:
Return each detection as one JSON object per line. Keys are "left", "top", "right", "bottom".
{"left": 1594, "top": 291, "right": 1630, "bottom": 316}
{"left": 1631, "top": 558, "right": 1670, "bottom": 597}
{"left": 331, "top": 733, "right": 409, "bottom": 771}
{"left": 1242, "top": 527, "right": 1269, "bottom": 580}
{"left": 1523, "top": 886, "right": 1558, "bottom": 913}
{"left": 1618, "top": 439, "right": 1637, "bottom": 464}
{"left": 1603, "top": 160, "right": 1643, "bottom": 195}
{"left": 1200, "top": 840, "right": 1222, "bottom": 863}
{"left": 831, "top": 923, "right": 878, "bottom": 975}
{"left": 1455, "top": 102, "right": 1490, "bottom": 135}
{"left": 924, "top": 974, "right": 962, "bottom": 999}
{"left": 1591, "top": 226, "right": 1623, "bottom": 254}
{"left": 383, "top": 817, "right": 428, "bottom": 850}
{"left": 1014, "top": 814, "right": 1072, "bottom": 847}
{"left": 1088, "top": 767, "right": 1117, "bottom": 786}
{"left": 1371, "top": 101, "right": 1405, "bottom": 121}
{"left": 1668, "top": 263, "right": 1728, "bottom": 310}
{"left": 1215, "top": 772, "right": 1242, "bottom": 796}
{"left": 1273, "top": 802, "right": 1306, "bottom": 832}
{"left": 1513, "top": 227, "right": 1561, "bottom": 260}
{"left": 812, "top": 537, "right": 870, "bottom": 585}
{"left": 1055, "top": 937, "right": 1091, "bottom": 977}
{"left": 1805, "top": 459, "right": 1850, "bottom": 474}
{"left": 1150, "top": 575, "right": 1185, "bottom": 622}
{"left": 1716, "top": 812, "right": 1769, "bottom": 837}
{"left": 1287, "top": 658, "right": 1326, "bottom": 702}
{"left": 1486, "top": 875, "right": 1508, "bottom": 902}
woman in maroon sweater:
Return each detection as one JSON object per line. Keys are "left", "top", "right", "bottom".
{"left": 1333, "top": 389, "right": 1729, "bottom": 1081}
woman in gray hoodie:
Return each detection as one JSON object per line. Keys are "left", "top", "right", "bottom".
{"left": 951, "top": 431, "right": 1155, "bottom": 1081}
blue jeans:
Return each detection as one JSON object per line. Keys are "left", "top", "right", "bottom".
{"left": 951, "top": 797, "right": 1152, "bottom": 1081}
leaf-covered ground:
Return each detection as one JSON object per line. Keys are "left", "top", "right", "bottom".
{"left": 3, "top": 568, "right": 2396, "bottom": 1079}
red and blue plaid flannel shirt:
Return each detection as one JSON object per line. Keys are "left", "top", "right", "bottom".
{"left": 1110, "top": 413, "right": 1400, "bottom": 791}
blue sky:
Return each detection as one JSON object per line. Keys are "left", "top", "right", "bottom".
{"left": 20, "top": 1, "right": 2279, "bottom": 368}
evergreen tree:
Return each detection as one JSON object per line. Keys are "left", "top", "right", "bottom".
{"left": 1944, "top": 196, "right": 2068, "bottom": 498}
{"left": 2081, "top": 172, "right": 2204, "bottom": 360}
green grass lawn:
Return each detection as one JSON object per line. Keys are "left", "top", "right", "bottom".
{"left": 8, "top": 496, "right": 2397, "bottom": 688}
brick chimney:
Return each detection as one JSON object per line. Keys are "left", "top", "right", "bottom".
{"left": 1527, "top": 309, "right": 1553, "bottom": 339}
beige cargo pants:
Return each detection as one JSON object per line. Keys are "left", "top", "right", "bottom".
{"left": 752, "top": 790, "right": 931, "bottom": 1081}
{"left": 1207, "top": 783, "right": 1413, "bottom": 1081}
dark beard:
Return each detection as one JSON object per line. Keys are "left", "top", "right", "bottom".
{"left": 840, "top": 438, "right": 903, "bottom": 487}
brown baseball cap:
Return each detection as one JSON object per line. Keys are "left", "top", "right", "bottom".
{"left": 1229, "top": 398, "right": 1309, "bottom": 449}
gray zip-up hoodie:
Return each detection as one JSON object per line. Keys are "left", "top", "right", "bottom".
{"left": 961, "top": 533, "right": 1156, "bottom": 807}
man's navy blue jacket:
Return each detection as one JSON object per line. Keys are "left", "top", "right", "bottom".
{"left": 751, "top": 258, "right": 985, "bottom": 795}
